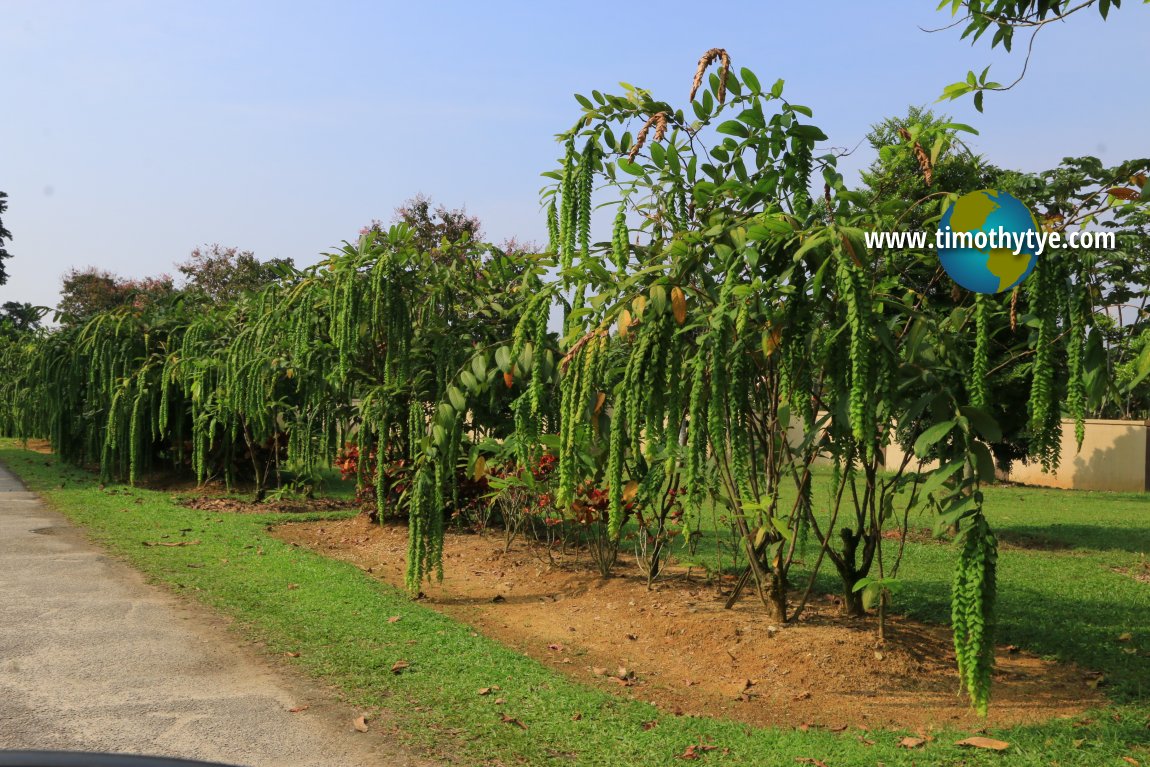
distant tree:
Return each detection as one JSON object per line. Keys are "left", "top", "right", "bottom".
{"left": 495, "top": 237, "right": 544, "bottom": 258}
{"left": 176, "top": 244, "right": 294, "bottom": 304}
{"left": 0, "top": 302, "right": 43, "bottom": 335}
{"left": 361, "top": 194, "right": 483, "bottom": 260}
{"left": 0, "top": 191, "right": 12, "bottom": 286}
{"left": 56, "top": 268, "right": 175, "bottom": 325}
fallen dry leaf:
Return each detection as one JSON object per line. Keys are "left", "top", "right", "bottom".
{"left": 571, "top": 712, "right": 582, "bottom": 721}
{"left": 956, "top": 736, "right": 1010, "bottom": 751}
{"left": 477, "top": 687, "right": 493, "bottom": 696}
{"left": 828, "top": 724, "right": 848, "bottom": 733}
{"left": 387, "top": 615, "right": 402, "bottom": 623}
{"left": 353, "top": 715, "right": 369, "bottom": 733}
{"left": 642, "top": 720, "right": 658, "bottom": 731}
{"left": 500, "top": 712, "right": 528, "bottom": 730}
{"left": 390, "top": 660, "right": 410, "bottom": 674}
{"left": 1121, "top": 757, "right": 1140, "bottom": 767}
{"left": 142, "top": 540, "right": 201, "bottom": 547}
{"left": 795, "top": 759, "right": 830, "bottom": 767}
{"left": 678, "top": 743, "right": 717, "bottom": 760}
{"left": 288, "top": 705, "right": 309, "bottom": 713}
{"left": 547, "top": 643, "right": 565, "bottom": 652}
{"left": 898, "top": 736, "right": 926, "bottom": 749}
{"left": 592, "top": 666, "right": 608, "bottom": 677}
{"left": 494, "top": 697, "right": 506, "bottom": 705}
{"left": 1118, "top": 632, "right": 1134, "bottom": 642}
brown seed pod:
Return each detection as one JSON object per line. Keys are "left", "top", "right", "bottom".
{"left": 627, "top": 111, "right": 668, "bottom": 163}
{"left": 1010, "top": 286, "right": 1019, "bottom": 332}
{"left": 898, "top": 127, "right": 933, "bottom": 186}
{"left": 689, "top": 48, "right": 731, "bottom": 104}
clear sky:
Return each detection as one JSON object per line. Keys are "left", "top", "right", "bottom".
{"left": 2, "top": 0, "right": 1147, "bottom": 310}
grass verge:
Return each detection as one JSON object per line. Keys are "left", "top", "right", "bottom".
{"left": 2, "top": 442, "right": 1147, "bottom": 766}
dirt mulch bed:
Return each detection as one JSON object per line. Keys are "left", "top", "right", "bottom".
{"left": 179, "top": 496, "right": 358, "bottom": 514}
{"left": 273, "top": 515, "right": 1104, "bottom": 732}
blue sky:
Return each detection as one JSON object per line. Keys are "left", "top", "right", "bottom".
{"left": 1, "top": 0, "right": 1146, "bottom": 310}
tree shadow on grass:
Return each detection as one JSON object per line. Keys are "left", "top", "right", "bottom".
{"left": 995, "top": 523, "right": 1150, "bottom": 554}
{"left": 895, "top": 576, "right": 1150, "bottom": 704}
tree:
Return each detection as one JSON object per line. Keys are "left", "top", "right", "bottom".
{"left": 934, "top": 0, "right": 1150, "bottom": 110}
{"left": 383, "top": 194, "right": 483, "bottom": 258}
{"left": 0, "top": 191, "right": 12, "bottom": 286}
{"left": 56, "top": 268, "right": 176, "bottom": 325}
{"left": 0, "top": 302, "right": 43, "bottom": 336}
{"left": 176, "top": 245, "right": 294, "bottom": 305}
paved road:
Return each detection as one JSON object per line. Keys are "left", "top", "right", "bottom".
{"left": 0, "top": 463, "right": 424, "bottom": 767}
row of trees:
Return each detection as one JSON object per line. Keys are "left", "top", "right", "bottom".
{"left": 1, "top": 52, "right": 1147, "bottom": 714}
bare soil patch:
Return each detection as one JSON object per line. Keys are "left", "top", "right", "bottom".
{"left": 273, "top": 515, "right": 1103, "bottom": 732}
{"left": 180, "top": 496, "right": 357, "bottom": 514}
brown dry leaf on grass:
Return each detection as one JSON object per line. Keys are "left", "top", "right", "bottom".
{"left": 794, "top": 758, "right": 830, "bottom": 767}
{"left": 387, "top": 615, "right": 401, "bottom": 623}
{"left": 500, "top": 712, "right": 528, "bottom": 730}
{"left": 956, "top": 736, "right": 1010, "bottom": 750}
{"left": 678, "top": 743, "right": 717, "bottom": 760}
{"left": 353, "top": 715, "right": 369, "bottom": 733}
{"left": 898, "top": 736, "right": 926, "bottom": 749}
{"left": 142, "top": 540, "right": 200, "bottom": 547}
{"left": 390, "top": 660, "right": 410, "bottom": 674}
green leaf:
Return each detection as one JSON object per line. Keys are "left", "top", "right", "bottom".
{"left": 958, "top": 406, "right": 1002, "bottom": 443}
{"left": 616, "top": 158, "right": 645, "bottom": 176}
{"left": 494, "top": 346, "right": 512, "bottom": 373}
{"left": 914, "top": 419, "right": 956, "bottom": 458}
{"left": 789, "top": 124, "right": 827, "bottom": 141}
{"left": 716, "top": 120, "right": 750, "bottom": 138}
{"left": 740, "top": 67, "right": 761, "bottom": 93}
{"left": 1129, "top": 341, "right": 1150, "bottom": 388}
{"left": 460, "top": 369, "right": 479, "bottom": 392}
{"left": 971, "top": 441, "right": 996, "bottom": 482}
{"left": 447, "top": 387, "right": 466, "bottom": 412}
{"left": 771, "top": 516, "right": 795, "bottom": 542}
{"left": 919, "top": 459, "right": 965, "bottom": 499}
{"left": 648, "top": 285, "right": 667, "bottom": 315}
{"left": 934, "top": 495, "right": 978, "bottom": 534}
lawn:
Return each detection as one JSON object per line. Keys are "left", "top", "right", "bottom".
{"left": 2, "top": 441, "right": 1147, "bottom": 766}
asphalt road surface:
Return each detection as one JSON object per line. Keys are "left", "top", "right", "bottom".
{"left": 0, "top": 463, "right": 428, "bottom": 767}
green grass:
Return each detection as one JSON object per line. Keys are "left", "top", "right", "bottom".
{"left": 2, "top": 441, "right": 1148, "bottom": 766}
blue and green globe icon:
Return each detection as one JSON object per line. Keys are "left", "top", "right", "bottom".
{"left": 937, "top": 189, "right": 1039, "bottom": 294}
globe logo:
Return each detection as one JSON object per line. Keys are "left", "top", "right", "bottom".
{"left": 937, "top": 189, "right": 1040, "bottom": 294}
